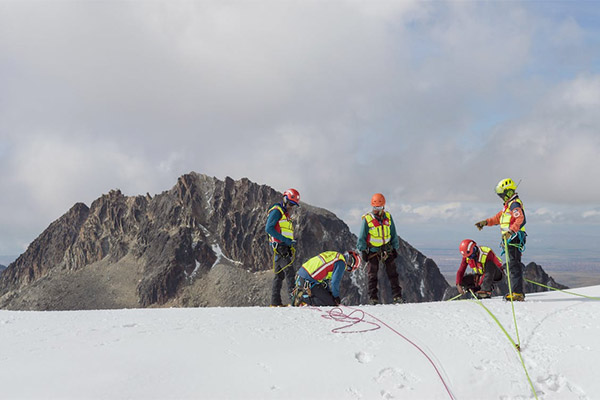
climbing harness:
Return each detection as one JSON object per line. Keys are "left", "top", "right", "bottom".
{"left": 271, "top": 243, "right": 296, "bottom": 274}
{"left": 291, "top": 278, "right": 313, "bottom": 306}
{"left": 500, "top": 230, "right": 526, "bottom": 255}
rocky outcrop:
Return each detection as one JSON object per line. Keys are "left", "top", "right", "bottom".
{"left": 442, "top": 261, "right": 568, "bottom": 300}
{"left": 0, "top": 172, "right": 449, "bottom": 310}
{"left": 524, "top": 262, "right": 568, "bottom": 292}
{"left": 0, "top": 265, "right": 6, "bottom": 275}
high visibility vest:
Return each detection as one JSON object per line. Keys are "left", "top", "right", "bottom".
{"left": 467, "top": 246, "right": 496, "bottom": 274}
{"left": 363, "top": 212, "right": 392, "bottom": 247}
{"left": 500, "top": 198, "right": 526, "bottom": 234}
{"left": 267, "top": 204, "right": 294, "bottom": 244}
{"left": 301, "top": 251, "right": 344, "bottom": 281}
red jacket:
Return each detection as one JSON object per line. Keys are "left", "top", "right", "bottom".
{"left": 456, "top": 248, "right": 503, "bottom": 286}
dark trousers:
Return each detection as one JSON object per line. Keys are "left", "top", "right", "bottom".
{"left": 505, "top": 245, "right": 525, "bottom": 294}
{"left": 271, "top": 245, "right": 296, "bottom": 305}
{"left": 480, "top": 263, "right": 504, "bottom": 292}
{"left": 367, "top": 253, "right": 402, "bottom": 301}
{"left": 306, "top": 283, "right": 336, "bottom": 307}
{"left": 459, "top": 274, "right": 481, "bottom": 292}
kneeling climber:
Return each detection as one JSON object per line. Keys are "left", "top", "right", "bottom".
{"left": 456, "top": 239, "right": 504, "bottom": 299}
{"left": 292, "top": 251, "right": 361, "bottom": 307}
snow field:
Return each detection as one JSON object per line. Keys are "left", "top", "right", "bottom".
{"left": 0, "top": 286, "right": 599, "bottom": 399}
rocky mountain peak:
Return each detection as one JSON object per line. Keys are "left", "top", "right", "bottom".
{"left": 1, "top": 172, "right": 452, "bottom": 310}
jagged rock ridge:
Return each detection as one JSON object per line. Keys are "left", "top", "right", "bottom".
{"left": 0, "top": 172, "right": 450, "bottom": 310}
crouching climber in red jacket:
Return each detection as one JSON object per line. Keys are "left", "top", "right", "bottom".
{"left": 456, "top": 239, "right": 504, "bottom": 299}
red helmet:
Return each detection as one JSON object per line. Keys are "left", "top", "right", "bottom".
{"left": 459, "top": 239, "right": 478, "bottom": 258}
{"left": 343, "top": 250, "right": 361, "bottom": 272}
{"left": 283, "top": 188, "right": 300, "bottom": 206}
{"left": 371, "top": 193, "right": 386, "bottom": 207}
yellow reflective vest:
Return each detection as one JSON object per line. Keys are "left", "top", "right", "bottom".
{"left": 467, "top": 246, "right": 495, "bottom": 274}
{"left": 301, "top": 251, "right": 345, "bottom": 281}
{"left": 500, "top": 198, "right": 526, "bottom": 234}
{"left": 267, "top": 204, "right": 294, "bottom": 244}
{"left": 363, "top": 212, "right": 392, "bottom": 247}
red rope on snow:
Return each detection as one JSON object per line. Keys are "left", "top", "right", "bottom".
{"left": 321, "top": 307, "right": 381, "bottom": 333}
{"left": 303, "top": 304, "right": 455, "bottom": 399}
{"left": 343, "top": 305, "right": 456, "bottom": 400}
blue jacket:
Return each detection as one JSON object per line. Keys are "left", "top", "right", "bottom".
{"left": 265, "top": 203, "right": 293, "bottom": 246}
{"left": 356, "top": 212, "right": 400, "bottom": 252}
{"left": 297, "top": 260, "right": 345, "bottom": 298}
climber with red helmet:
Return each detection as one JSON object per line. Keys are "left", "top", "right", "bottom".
{"left": 456, "top": 239, "right": 504, "bottom": 299}
{"left": 356, "top": 193, "right": 403, "bottom": 305}
{"left": 475, "top": 178, "right": 527, "bottom": 301}
{"left": 266, "top": 188, "right": 300, "bottom": 306}
{"left": 292, "top": 250, "right": 361, "bottom": 306}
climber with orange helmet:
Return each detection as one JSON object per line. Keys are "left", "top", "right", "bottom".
{"left": 356, "top": 193, "right": 403, "bottom": 305}
{"left": 266, "top": 188, "right": 300, "bottom": 306}
{"left": 456, "top": 239, "right": 504, "bottom": 299}
{"left": 475, "top": 178, "right": 527, "bottom": 301}
{"left": 292, "top": 250, "right": 361, "bottom": 306}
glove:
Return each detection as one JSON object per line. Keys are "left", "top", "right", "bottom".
{"left": 456, "top": 285, "right": 465, "bottom": 295}
{"left": 334, "top": 296, "right": 341, "bottom": 305}
{"left": 282, "top": 238, "right": 294, "bottom": 246}
{"left": 475, "top": 220, "right": 487, "bottom": 231}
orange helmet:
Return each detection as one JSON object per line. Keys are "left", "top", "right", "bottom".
{"left": 343, "top": 250, "right": 361, "bottom": 272}
{"left": 371, "top": 193, "right": 386, "bottom": 207}
{"left": 283, "top": 188, "right": 300, "bottom": 206}
{"left": 459, "top": 239, "right": 478, "bottom": 258}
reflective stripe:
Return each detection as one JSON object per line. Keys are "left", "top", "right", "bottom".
{"left": 468, "top": 246, "right": 492, "bottom": 274}
{"left": 500, "top": 198, "right": 526, "bottom": 234}
{"left": 363, "top": 212, "right": 392, "bottom": 247}
{"left": 301, "top": 251, "right": 344, "bottom": 281}
{"left": 268, "top": 205, "right": 294, "bottom": 243}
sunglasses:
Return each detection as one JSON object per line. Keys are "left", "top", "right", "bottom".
{"left": 467, "top": 246, "right": 478, "bottom": 259}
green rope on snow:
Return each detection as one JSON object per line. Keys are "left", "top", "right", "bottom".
{"left": 446, "top": 293, "right": 463, "bottom": 302}
{"left": 504, "top": 236, "right": 522, "bottom": 348}
{"left": 524, "top": 279, "right": 600, "bottom": 300}
{"left": 468, "top": 290, "right": 538, "bottom": 400}
{"left": 468, "top": 290, "right": 520, "bottom": 351}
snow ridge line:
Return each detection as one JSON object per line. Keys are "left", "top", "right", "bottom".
{"left": 343, "top": 305, "right": 456, "bottom": 400}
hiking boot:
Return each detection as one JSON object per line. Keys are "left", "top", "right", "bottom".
{"left": 392, "top": 296, "right": 404, "bottom": 304}
{"left": 369, "top": 298, "right": 379, "bottom": 305}
{"left": 504, "top": 292, "right": 525, "bottom": 302}
{"left": 476, "top": 291, "right": 492, "bottom": 299}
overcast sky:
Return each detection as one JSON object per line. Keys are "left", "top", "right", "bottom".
{"left": 1, "top": 1, "right": 599, "bottom": 260}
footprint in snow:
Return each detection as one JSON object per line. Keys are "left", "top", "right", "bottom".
{"left": 355, "top": 351, "right": 373, "bottom": 364}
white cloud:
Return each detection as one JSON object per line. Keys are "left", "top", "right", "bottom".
{"left": 1, "top": 1, "right": 600, "bottom": 255}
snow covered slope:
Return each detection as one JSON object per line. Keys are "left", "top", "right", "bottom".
{"left": 1, "top": 286, "right": 599, "bottom": 399}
